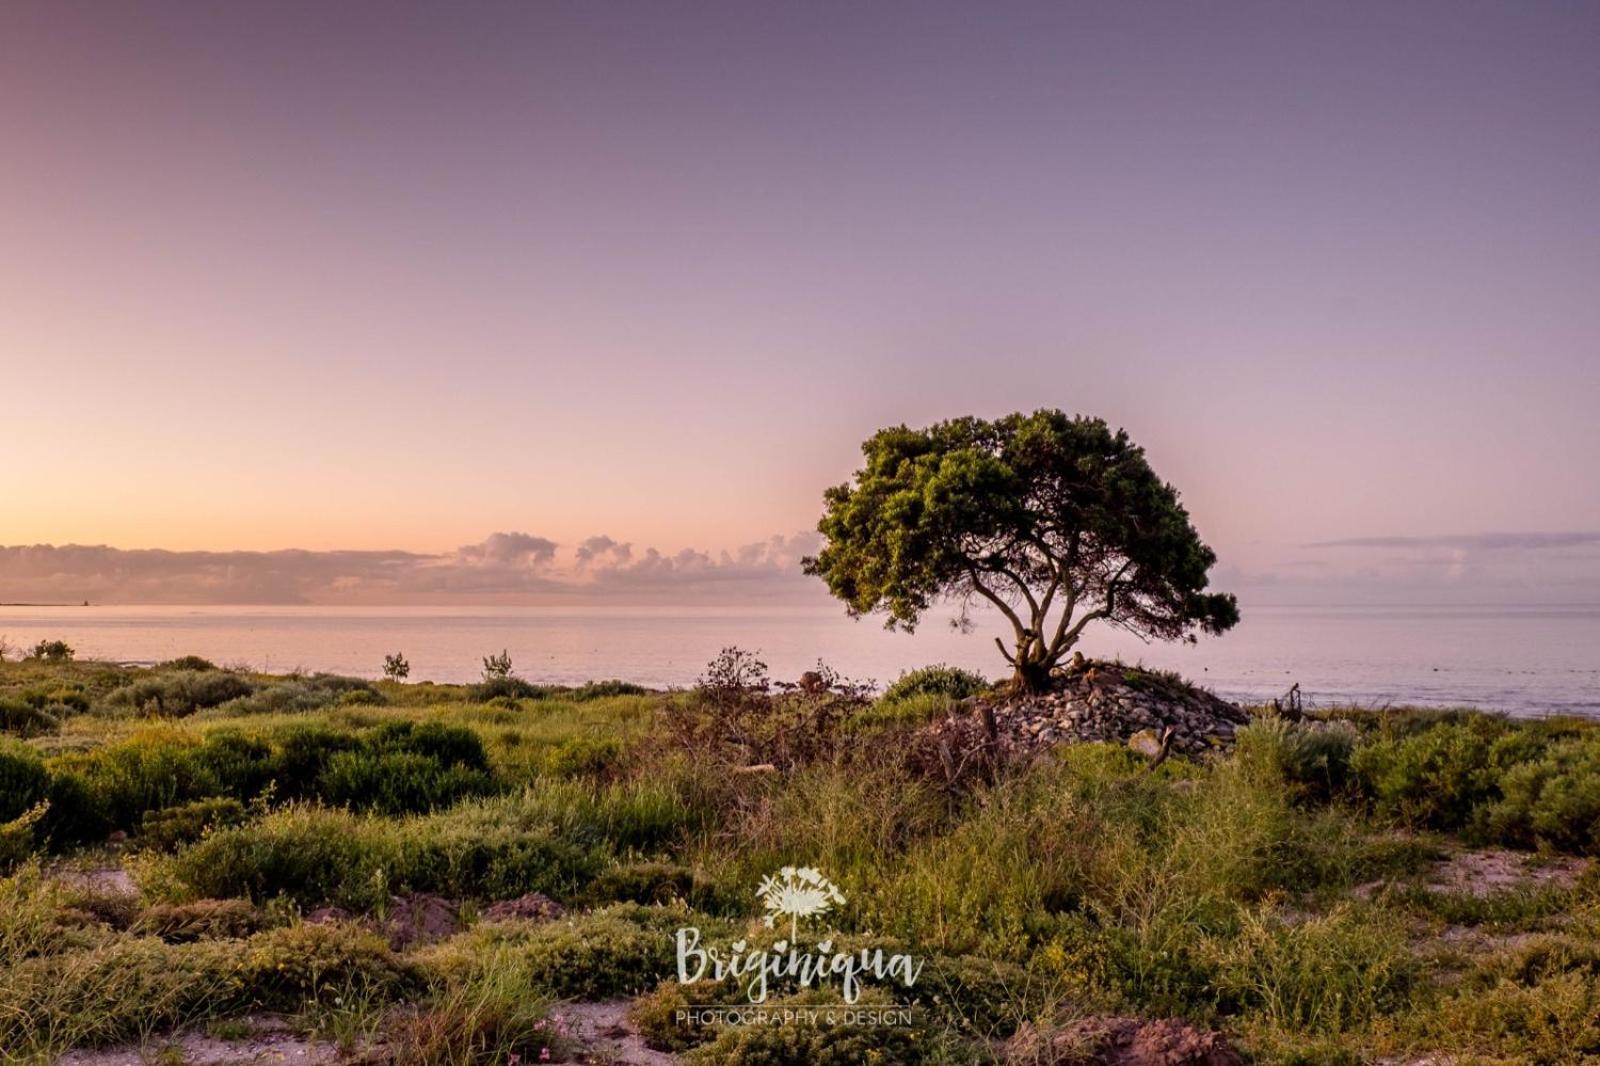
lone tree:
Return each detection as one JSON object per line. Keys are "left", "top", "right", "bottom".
{"left": 803, "top": 410, "right": 1239, "bottom": 693}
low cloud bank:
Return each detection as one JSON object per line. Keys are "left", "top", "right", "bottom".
{"left": 0, "top": 532, "right": 821, "bottom": 605}
{"left": 5, "top": 528, "right": 1596, "bottom": 607}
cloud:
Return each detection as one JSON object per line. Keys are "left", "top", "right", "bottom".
{"left": 575, "top": 535, "right": 632, "bottom": 566}
{"left": 0, "top": 532, "right": 822, "bottom": 606}
{"left": 1229, "top": 529, "right": 1600, "bottom": 605}
{"left": 451, "top": 532, "right": 558, "bottom": 567}
{"left": 1307, "top": 532, "right": 1600, "bottom": 551}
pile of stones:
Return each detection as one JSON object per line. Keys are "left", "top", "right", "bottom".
{"left": 925, "top": 659, "right": 1251, "bottom": 763}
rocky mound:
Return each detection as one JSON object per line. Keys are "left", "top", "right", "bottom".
{"left": 926, "top": 660, "right": 1249, "bottom": 764}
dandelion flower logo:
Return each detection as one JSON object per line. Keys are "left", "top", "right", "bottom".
{"left": 756, "top": 865, "right": 846, "bottom": 940}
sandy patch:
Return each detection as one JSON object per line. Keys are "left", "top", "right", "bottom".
{"left": 1423, "top": 848, "right": 1587, "bottom": 897}
{"left": 551, "top": 1000, "right": 677, "bottom": 1065}
{"left": 55, "top": 1015, "right": 342, "bottom": 1066}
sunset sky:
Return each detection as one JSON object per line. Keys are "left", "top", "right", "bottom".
{"left": 3, "top": 1, "right": 1597, "bottom": 605}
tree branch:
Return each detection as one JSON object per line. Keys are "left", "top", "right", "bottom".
{"left": 967, "top": 569, "right": 1028, "bottom": 649}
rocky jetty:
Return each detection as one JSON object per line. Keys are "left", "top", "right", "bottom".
{"left": 926, "top": 659, "right": 1250, "bottom": 764}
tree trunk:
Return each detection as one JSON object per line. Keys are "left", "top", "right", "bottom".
{"left": 1011, "top": 658, "right": 1053, "bottom": 695}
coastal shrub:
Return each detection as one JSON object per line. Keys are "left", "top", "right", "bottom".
{"left": 670, "top": 651, "right": 872, "bottom": 771}
{"left": 482, "top": 650, "right": 515, "bottom": 680}
{"left": 1474, "top": 737, "right": 1600, "bottom": 854}
{"left": 881, "top": 664, "right": 990, "bottom": 704}
{"left": 572, "top": 679, "right": 648, "bottom": 700}
{"left": 631, "top": 981, "right": 708, "bottom": 1052}
{"left": 207, "top": 673, "right": 379, "bottom": 717}
{"left": 161, "top": 799, "right": 610, "bottom": 909}
{"left": 42, "top": 686, "right": 92, "bottom": 713}
{"left": 1404, "top": 935, "right": 1600, "bottom": 1059}
{"left": 270, "top": 724, "right": 364, "bottom": 792}
{"left": 0, "top": 803, "right": 50, "bottom": 871}
{"left": 537, "top": 735, "right": 624, "bottom": 778}
{"left": 138, "top": 796, "right": 248, "bottom": 851}
{"left": 387, "top": 969, "right": 563, "bottom": 1066}
{"left": 1203, "top": 904, "right": 1416, "bottom": 1036}
{"left": 39, "top": 772, "right": 108, "bottom": 847}
{"left": 583, "top": 860, "right": 701, "bottom": 906}
{"left": 28, "top": 640, "right": 74, "bottom": 662}
{"left": 241, "top": 921, "right": 414, "bottom": 1009}
{"left": 1235, "top": 717, "right": 1358, "bottom": 804}
{"left": 1351, "top": 716, "right": 1546, "bottom": 830}
{"left": 419, "top": 904, "right": 686, "bottom": 1000}
{"left": 158, "top": 655, "right": 219, "bottom": 671}
{"left": 192, "top": 730, "right": 277, "bottom": 796}
{"left": 0, "top": 699, "right": 63, "bottom": 737}
{"left": 52, "top": 733, "right": 221, "bottom": 828}
{"left": 162, "top": 805, "right": 405, "bottom": 909}
{"left": 316, "top": 749, "right": 495, "bottom": 815}
{"left": 41, "top": 720, "right": 496, "bottom": 841}
{"left": 312, "top": 721, "right": 497, "bottom": 814}
{"left": 107, "top": 670, "right": 255, "bottom": 716}
{"left": 366, "top": 720, "right": 491, "bottom": 773}
{"left": 133, "top": 897, "right": 264, "bottom": 941}
{"left": 469, "top": 676, "right": 548, "bottom": 702}
{"left": 0, "top": 935, "right": 244, "bottom": 1054}
{"left": 0, "top": 745, "right": 50, "bottom": 823}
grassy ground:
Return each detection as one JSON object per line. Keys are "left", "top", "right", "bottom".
{"left": 3, "top": 655, "right": 1600, "bottom": 1064}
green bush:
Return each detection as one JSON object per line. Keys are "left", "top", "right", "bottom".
{"left": 1351, "top": 716, "right": 1546, "bottom": 831}
{"left": 51, "top": 732, "right": 236, "bottom": 832}
{"left": 314, "top": 721, "right": 496, "bottom": 814}
{"left": 40, "top": 772, "right": 109, "bottom": 847}
{"left": 138, "top": 796, "right": 248, "bottom": 851}
{"left": 1204, "top": 904, "right": 1416, "bottom": 1036}
{"left": 0, "top": 935, "right": 243, "bottom": 1053}
{"left": 107, "top": 670, "right": 255, "bottom": 717}
{"left": 158, "top": 655, "right": 219, "bottom": 671}
{"left": 0, "top": 698, "right": 62, "bottom": 738}
{"left": 1475, "top": 737, "right": 1600, "bottom": 854}
{"left": 133, "top": 898, "right": 263, "bottom": 941}
{"left": 241, "top": 921, "right": 414, "bottom": 1008}
{"left": 881, "top": 664, "right": 990, "bottom": 704}
{"left": 470, "top": 676, "right": 549, "bottom": 702}
{"left": 583, "top": 860, "right": 701, "bottom": 906}
{"left": 1235, "top": 717, "right": 1358, "bottom": 804}
{"left": 316, "top": 750, "right": 495, "bottom": 815}
{"left": 572, "top": 679, "right": 648, "bottom": 700}
{"left": 0, "top": 743, "right": 50, "bottom": 822}
{"left": 208, "top": 673, "right": 379, "bottom": 717}
{"left": 419, "top": 904, "right": 686, "bottom": 1000}
{"left": 161, "top": 800, "right": 609, "bottom": 909}
{"left": 367, "top": 720, "right": 490, "bottom": 773}
{"left": 270, "top": 724, "right": 363, "bottom": 791}
{"left": 28, "top": 640, "right": 74, "bottom": 662}
{"left": 42, "top": 721, "right": 496, "bottom": 845}
{"left": 161, "top": 805, "right": 405, "bottom": 909}
{"left": 537, "top": 735, "right": 624, "bottom": 778}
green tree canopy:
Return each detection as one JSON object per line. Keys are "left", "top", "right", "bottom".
{"left": 803, "top": 410, "right": 1239, "bottom": 691}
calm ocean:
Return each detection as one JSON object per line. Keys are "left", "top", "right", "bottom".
{"left": 1, "top": 603, "right": 1596, "bottom": 716}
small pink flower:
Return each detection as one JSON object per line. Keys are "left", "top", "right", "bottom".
{"left": 539, "top": 1049, "right": 552, "bottom": 1063}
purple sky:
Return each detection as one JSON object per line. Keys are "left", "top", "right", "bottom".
{"left": 2, "top": 1, "right": 1598, "bottom": 605}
